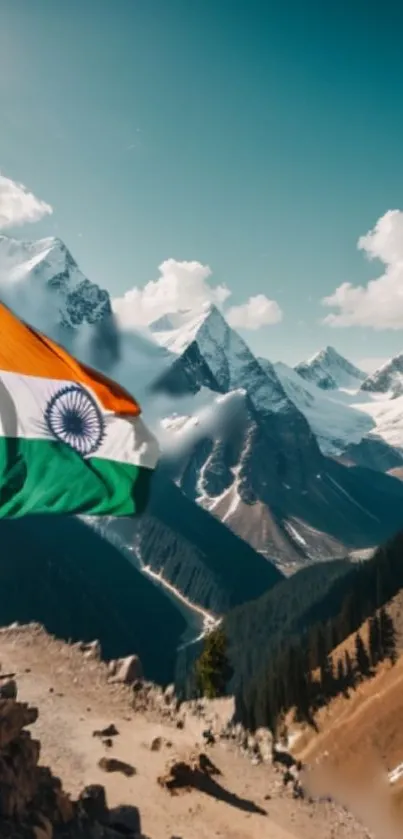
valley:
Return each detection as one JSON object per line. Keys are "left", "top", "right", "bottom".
{"left": 0, "top": 233, "right": 402, "bottom": 838}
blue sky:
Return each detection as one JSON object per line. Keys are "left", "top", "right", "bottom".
{"left": 1, "top": 0, "right": 403, "bottom": 367}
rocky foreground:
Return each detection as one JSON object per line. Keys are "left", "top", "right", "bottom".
{"left": 0, "top": 623, "right": 379, "bottom": 839}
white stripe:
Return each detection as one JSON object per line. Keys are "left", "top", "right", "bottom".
{"left": 0, "top": 370, "right": 159, "bottom": 469}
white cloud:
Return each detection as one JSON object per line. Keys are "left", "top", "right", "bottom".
{"left": 0, "top": 173, "right": 53, "bottom": 230}
{"left": 113, "top": 259, "right": 230, "bottom": 328}
{"left": 113, "top": 258, "right": 282, "bottom": 331}
{"left": 226, "top": 293, "right": 283, "bottom": 330}
{"left": 322, "top": 210, "right": 403, "bottom": 329}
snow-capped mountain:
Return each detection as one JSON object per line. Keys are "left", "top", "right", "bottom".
{"left": 0, "top": 235, "right": 112, "bottom": 329}
{"left": 151, "top": 302, "right": 294, "bottom": 413}
{"left": 360, "top": 352, "right": 403, "bottom": 397}
{"left": 2, "top": 232, "right": 403, "bottom": 579}
{"left": 147, "top": 305, "right": 403, "bottom": 568}
{"left": 295, "top": 346, "right": 366, "bottom": 390}
{"left": 272, "top": 361, "right": 374, "bottom": 455}
{"left": 0, "top": 233, "right": 282, "bottom": 610}
{"left": 274, "top": 359, "right": 403, "bottom": 472}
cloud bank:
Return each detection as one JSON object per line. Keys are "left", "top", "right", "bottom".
{"left": 113, "top": 258, "right": 282, "bottom": 332}
{"left": 227, "top": 293, "right": 283, "bottom": 329}
{"left": 0, "top": 173, "right": 53, "bottom": 230}
{"left": 322, "top": 210, "right": 403, "bottom": 329}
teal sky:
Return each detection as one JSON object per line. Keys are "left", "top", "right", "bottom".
{"left": 1, "top": 0, "right": 403, "bottom": 367}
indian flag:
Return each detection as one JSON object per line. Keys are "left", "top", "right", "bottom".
{"left": 0, "top": 301, "right": 159, "bottom": 517}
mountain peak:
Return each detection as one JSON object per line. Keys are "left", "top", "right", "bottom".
{"left": 0, "top": 232, "right": 112, "bottom": 333}
{"left": 307, "top": 346, "right": 347, "bottom": 365}
{"left": 149, "top": 303, "right": 227, "bottom": 355}
{"left": 295, "top": 347, "right": 365, "bottom": 391}
{"left": 361, "top": 351, "right": 403, "bottom": 396}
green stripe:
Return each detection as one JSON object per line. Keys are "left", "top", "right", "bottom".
{"left": 0, "top": 437, "right": 153, "bottom": 517}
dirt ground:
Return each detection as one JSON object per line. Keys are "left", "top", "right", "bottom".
{"left": 0, "top": 625, "right": 374, "bottom": 839}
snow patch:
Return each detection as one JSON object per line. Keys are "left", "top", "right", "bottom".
{"left": 285, "top": 522, "right": 307, "bottom": 547}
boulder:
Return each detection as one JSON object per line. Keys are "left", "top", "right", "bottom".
{"left": 109, "top": 655, "right": 143, "bottom": 686}
{"left": 150, "top": 736, "right": 163, "bottom": 752}
{"left": 158, "top": 751, "right": 221, "bottom": 793}
{"left": 93, "top": 724, "right": 119, "bottom": 739}
{"left": 98, "top": 757, "right": 136, "bottom": 778}
{"left": 0, "top": 700, "right": 38, "bottom": 748}
{"left": 78, "top": 784, "right": 108, "bottom": 823}
{"left": 164, "top": 684, "right": 175, "bottom": 701}
{"left": 0, "top": 678, "right": 18, "bottom": 700}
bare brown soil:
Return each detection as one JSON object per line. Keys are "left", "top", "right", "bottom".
{"left": 0, "top": 624, "right": 373, "bottom": 839}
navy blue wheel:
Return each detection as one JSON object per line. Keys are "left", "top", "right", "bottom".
{"left": 44, "top": 385, "right": 105, "bottom": 457}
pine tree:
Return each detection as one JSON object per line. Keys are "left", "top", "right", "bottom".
{"left": 235, "top": 679, "right": 248, "bottom": 726}
{"left": 354, "top": 632, "right": 370, "bottom": 679}
{"left": 265, "top": 674, "right": 279, "bottom": 735}
{"left": 375, "top": 564, "right": 384, "bottom": 610}
{"left": 344, "top": 650, "right": 355, "bottom": 690}
{"left": 368, "top": 614, "right": 381, "bottom": 668}
{"left": 321, "top": 654, "right": 334, "bottom": 699}
{"left": 316, "top": 624, "right": 329, "bottom": 682}
{"left": 379, "top": 607, "right": 397, "bottom": 665}
{"left": 336, "top": 657, "right": 347, "bottom": 695}
{"left": 195, "top": 628, "right": 234, "bottom": 699}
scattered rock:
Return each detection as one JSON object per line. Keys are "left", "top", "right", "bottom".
{"left": 78, "top": 784, "right": 108, "bottom": 824}
{"left": 164, "top": 684, "right": 176, "bottom": 705}
{"left": 93, "top": 724, "right": 119, "bottom": 738}
{"left": 272, "top": 747, "right": 297, "bottom": 769}
{"left": 107, "top": 659, "right": 118, "bottom": 678}
{"left": 202, "top": 728, "right": 215, "bottom": 745}
{"left": 108, "top": 655, "right": 143, "bottom": 686}
{"left": 0, "top": 699, "right": 38, "bottom": 748}
{"left": 103, "top": 738, "right": 114, "bottom": 748}
{"left": 98, "top": 757, "right": 136, "bottom": 778}
{"left": 76, "top": 639, "right": 102, "bottom": 660}
{"left": 0, "top": 696, "right": 74, "bottom": 831}
{"left": 150, "top": 736, "right": 163, "bottom": 752}
{"left": 0, "top": 678, "right": 17, "bottom": 700}
{"left": 158, "top": 751, "right": 221, "bottom": 793}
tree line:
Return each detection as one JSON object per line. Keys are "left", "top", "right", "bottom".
{"left": 194, "top": 529, "right": 403, "bottom": 735}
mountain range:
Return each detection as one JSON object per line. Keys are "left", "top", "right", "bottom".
{"left": 0, "top": 233, "right": 403, "bottom": 680}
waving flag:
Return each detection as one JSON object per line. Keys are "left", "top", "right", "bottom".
{"left": 0, "top": 301, "right": 158, "bottom": 517}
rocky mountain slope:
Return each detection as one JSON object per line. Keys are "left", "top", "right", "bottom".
{"left": 273, "top": 360, "right": 403, "bottom": 471}
{"left": 0, "top": 623, "right": 380, "bottom": 839}
{"left": 361, "top": 352, "right": 403, "bottom": 397}
{"left": 94, "top": 473, "right": 282, "bottom": 614}
{"left": 151, "top": 306, "right": 403, "bottom": 567}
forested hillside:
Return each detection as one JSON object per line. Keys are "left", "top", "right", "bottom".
{"left": 226, "top": 530, "right": 403, "bottom": 733}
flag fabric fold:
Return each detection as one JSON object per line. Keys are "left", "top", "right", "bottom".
{"left": 0, "top": 301, "right": 159, "bottom": 517}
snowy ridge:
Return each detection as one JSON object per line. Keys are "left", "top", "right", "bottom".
{"left": 273, "top": 361, "right": 375, "bottom": 455}
{"left": 152, "top": 303, "right": 291, "bottom": 415}
{"left": 361, "top": 352, "right": 403, "bottom": 397}
{"left": 295, "top": 346, "right": 366, "bottom": 390}
{"left": 274, "top": 360, "right": 403, "bottom": 457}
{"left": 0, "top": 234, "right": 112, "bottom": 331}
